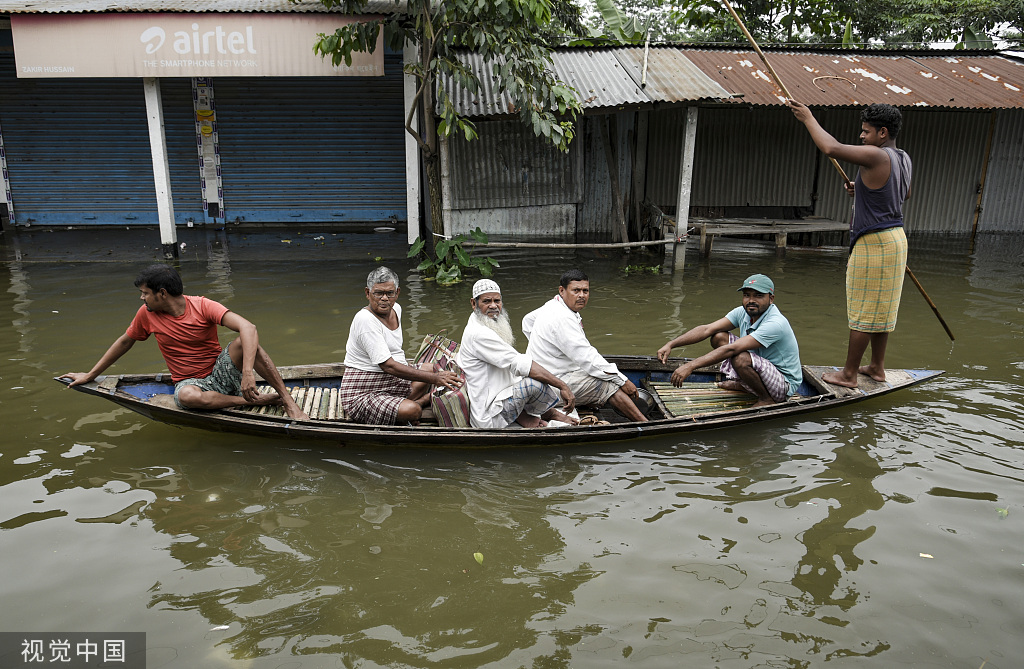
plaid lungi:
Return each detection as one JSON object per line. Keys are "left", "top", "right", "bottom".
{"left": 847, "top": 227, "right": 908, "bottom": 333}
{"left": 498, "top": 378, "right": 560, "bottom": 426}
{"left": 718, "top": 333, "right": 789, "bottom": 402}
{"left": 340, "top": 367, "right": 412, "bottom": 425}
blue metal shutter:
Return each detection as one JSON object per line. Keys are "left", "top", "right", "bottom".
{"left": 212, "top": 52, "right": 407, "bottom": 225}
{"left": 0, "top": 53, "right": 160, "bottom": 226}
{"left": 160, "top": 77, "right": 207, "bottom": 225}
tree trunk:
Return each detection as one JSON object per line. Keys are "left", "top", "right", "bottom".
{"left": 424, "top": 152, "right": 443, "bottom": 246}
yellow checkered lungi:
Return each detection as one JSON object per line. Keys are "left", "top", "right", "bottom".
{"left": 847, "top": 227, "right": 908, "bottom": 333}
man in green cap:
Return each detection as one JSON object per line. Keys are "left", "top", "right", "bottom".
{"left": 656, "top": 274, "right": 802, "bottom": 407}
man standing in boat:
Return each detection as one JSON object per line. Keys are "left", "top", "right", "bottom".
{"left": 522, "top": 269, "right": 647, "bottom": 422}
{"left": 338, "top": 267, "right": 462, "bottom": 425}
{"left": 62, "top": 264, "right": 309, "bottom": 420}
{"left": 458, "top": 279, "right": 577, "bottom": 428}
{"left": 657, "top": 274, "right": 802, "bottom": 408}
{"left": 789, "top": 100, "right": 911, "bottom": 388}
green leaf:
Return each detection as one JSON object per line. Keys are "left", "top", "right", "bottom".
{"left": 962, "top": 26, "right": 994, "bottom": 49}
{"left": 842, "top": 18, "right": 853, "bottom": 47}
{"left": 469, "top": 227, "right": 489, "bottom": 244}
{"left": 473, "top": 552, "right": 484, "bottom": 565}
{"left": 997, "top": 507, "right": 1009, "bottom": 518}
{"left": 407, "top": 237, "right": 425, "bottom": 258}
{"left": 417, "top": 258, "right": 435, "bottom": 271}
{"left": 436, "top": 265, "right": 462, "bottom": 286}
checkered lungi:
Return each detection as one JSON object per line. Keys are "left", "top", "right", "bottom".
{"left": 498, "top": 378, "right": 560, "bottom": 426}
{"left": 173, "top": 346, "right": 241, "bottom": 409}
{"left": 339, "top": 367, "right": 412, "bottom": 425}
{"left": 847, "top": 227, "right": 908, "bottom": 333}
{"left": 718, "top": 333, "right": 789, "bottom": 402}
{"left": 561, "top": 369, "right": 619, "bottom": 406}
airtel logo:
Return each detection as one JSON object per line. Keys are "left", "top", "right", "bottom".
{"left": 140, "top": 24, "right": 257, "bottom": 55}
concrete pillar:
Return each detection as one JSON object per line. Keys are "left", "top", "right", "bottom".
{"left": 143, "top": 77, "right": 177, "bottom": 259}
{"left": 403, "top": 41, "right": 422, "bottom": 245}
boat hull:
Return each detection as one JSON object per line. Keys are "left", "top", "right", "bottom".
{"left": 56, "top": 357, "right": 943, "bottom": 447}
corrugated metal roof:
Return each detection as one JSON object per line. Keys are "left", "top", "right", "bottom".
{"left": 612, "top": 46, "right": 730, "bottom": 103}
{"left": 443, "top": 48, "right": 729, "bottom": 117}
{"left": 0, "top": 0, "right": 403, "bottom": 13}
{"left": 552, "top": 49, "right": 649, "bottom": 110}
{"left": 683, "top": 49, "right": 1024, "bottom": 109}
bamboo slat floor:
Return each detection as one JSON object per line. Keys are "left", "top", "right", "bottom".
{"left": 647, "top": 381, "right": 757, "bottom": 417}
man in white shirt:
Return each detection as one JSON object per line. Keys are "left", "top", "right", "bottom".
{"left": 522, "top": 269, "right": 647, "bottom": 422}
{"left": 340, "top": 267, "right": 461, "bottom": 424}
{"left": 457, "top": 279, "right": 577, "bottom": 428}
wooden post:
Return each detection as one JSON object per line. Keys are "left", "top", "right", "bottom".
{"left": 143, "top": 78, "right": 177, "bottom": 259}
{"left": 633, "top": 110, "right": 649, "bottom": 238}
{"left": 600, "top": 115, "right": 629, "bottom": 244}
{"left": 970, "top": 110, "right": 997, "bottom": 247}
{"left": 403, "top": 41, "right": 422, "bottom": 245}
{"left": 439, "top": 135, "right": 453, "bottom": 239}
{"left": 775, "top": 231, "right": 787, "bottom": 257}
{"left": 676, "top": 107, "right": 698, "bottom": 255}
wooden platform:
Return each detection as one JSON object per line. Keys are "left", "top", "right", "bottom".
{"left": 689, "top": 217, "right": 848, "bottom": 257}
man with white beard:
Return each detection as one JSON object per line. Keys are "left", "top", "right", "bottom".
{"left": 457, "top": 279, "right": 577, "bottom": 428}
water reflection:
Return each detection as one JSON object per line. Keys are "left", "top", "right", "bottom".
{"left": 3, "top": 229, "right": 1024, "bottom": 667}
{"left": 48, "top": 446, "right": 600, "bottom": 665}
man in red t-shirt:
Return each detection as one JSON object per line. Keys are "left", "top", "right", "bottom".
{"left": 63, "top": 264, "right": 309, "bottom": 420}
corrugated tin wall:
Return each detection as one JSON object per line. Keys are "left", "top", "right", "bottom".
{"left": 817, "top": 108, "right": 990, "bottom": 233}
{"left": 644, "top": 108, "right": 683, "bottom": 208}
{"left": 813, "top": 108, "right": 864, "bottom": 226}
{"left": 579, "top": 111, "right": 634, "bottom": 241}
{"left": 448, "top": 119, "right": 581, "bottom": 209}
{"left": 979, "top": 109, "right": 1024, "bottom": 232}
{"left": 645, "top": 106, "right": 816, "bottom": 211}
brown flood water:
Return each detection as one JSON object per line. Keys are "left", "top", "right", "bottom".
{"left": 1, "top": 228, "right": 1022, "bottom": 668}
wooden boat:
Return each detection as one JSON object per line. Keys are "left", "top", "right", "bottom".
{"left": 55, "top": 356, "right": 942, "bottom": 447}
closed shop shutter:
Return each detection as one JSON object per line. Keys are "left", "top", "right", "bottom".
{"left": 212, "top": 53, "right": 406, "bottom": 225}
{"left": 1, "top": 51, "right": 158, "bottom": 226}
{"left": 0, "top": 54, "right": 204, "bottom": 226}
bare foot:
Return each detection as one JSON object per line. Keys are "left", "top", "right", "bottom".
{"left": 250, "top": 391, "right": 282, "bottom": 406}
{"left": 858, "top": 365, "right": 886, "bottom": 382}
{"left": 543, "top": 409, "right": 579, "bottom": 425}
{"left": 821, "top": 370, "right": 858, "bottom": 388}
{"left": 751, "top": 398, "right": 777, "bottom": 408}
{"left": 717, "top": 380, "right": 747, "bottom": 392}
{"left": 286, "top": 408, "right": 311, "bottom": 420}
{"left": 515, "top": 413, "right": 544, "bottom": 428}
{"left": 281, "top": 401, "right": 310, "bottom": 421}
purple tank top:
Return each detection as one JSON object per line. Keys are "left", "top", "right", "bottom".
{"left": 851, "top": 146, "right": 912, "bottom": 249}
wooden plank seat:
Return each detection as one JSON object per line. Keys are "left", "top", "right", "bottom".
{"left": 688, "top": 216, "right": 849, "bottom": 258}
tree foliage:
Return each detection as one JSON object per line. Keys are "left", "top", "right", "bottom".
{"left": 594, "top": 0, "right": 1024, "bottom": 46}
{"left": 309, "top": 0, "right": 584, "bottom": 155}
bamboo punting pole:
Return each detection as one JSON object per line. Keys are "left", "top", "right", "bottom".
{"left": 722, "top": 0, "right": 952, "bottom": 342}
{"left": 720, "top": 0, "right": 850, "bottom": 188}
{"left": 905, "top": 267, "right": 955, "bottom": 341}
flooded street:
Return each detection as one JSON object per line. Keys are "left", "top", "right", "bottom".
{"left": 1, "top": 228, "right": 1023, "bottom": 668}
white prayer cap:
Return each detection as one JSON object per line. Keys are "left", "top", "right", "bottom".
{"left": 472, "top": 279, "right": 501, "bottom": 299}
